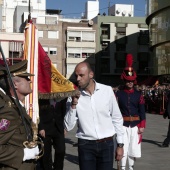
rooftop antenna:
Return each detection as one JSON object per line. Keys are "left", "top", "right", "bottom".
{"left": 28, "top": 0, "right": 31, "bottom": 22}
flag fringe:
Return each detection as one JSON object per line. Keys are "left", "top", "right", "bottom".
{"left": 38, "top": 90, "right": 79, "bottom": 99}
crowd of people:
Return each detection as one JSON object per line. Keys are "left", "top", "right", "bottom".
{"left": 0, "top": 54, "right": 170, "bottom": 170}
{"left": 113, "top": 83, "right": 170, "bottom": 115}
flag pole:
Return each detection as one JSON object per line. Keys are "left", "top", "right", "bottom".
{"left": 28, "top": 0, "right": 31, "bottom": 22}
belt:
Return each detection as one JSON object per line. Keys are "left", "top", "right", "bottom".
{"left": 96, "top": 136, "right": 113, "bottom": 143}
{"left": 123, "top": 116, "right": 140, "bottom": 121}
{"left": 24, "top": 159, "right": 36, "bottom": 163}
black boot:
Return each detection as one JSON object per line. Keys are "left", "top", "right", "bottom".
{"left": 161, "top": 143, "right": 169, "bottom": 147}
{"left": 161, "top": 138, "right": 169, "bottom": 147}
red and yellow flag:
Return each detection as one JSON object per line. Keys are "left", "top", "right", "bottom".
{"left": 23, "top": 22, "right": 77, "bottom": 122}
{"left": 38, "top": 42, "right": 76, "bottom": 98}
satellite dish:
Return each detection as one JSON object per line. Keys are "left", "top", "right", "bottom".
{"left": 88, "top": 20, "right": 93, "bottom": 26}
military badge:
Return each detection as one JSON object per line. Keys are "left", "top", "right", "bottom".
{"left": 0, "top": 119, "right": 10, "bottom": 131}
{"left": 128, "top": 71, "right": 132, "bottom": 76}
{"left": 8, "top": 101, "right": 12, "bottom": 107}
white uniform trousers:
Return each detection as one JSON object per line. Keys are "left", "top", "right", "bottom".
{"left": 121, "top": 126, "right": 141, "bottom": 170}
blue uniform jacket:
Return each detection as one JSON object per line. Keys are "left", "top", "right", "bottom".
{"left": 116, "top": 88, "right": 146, "bottom": 128}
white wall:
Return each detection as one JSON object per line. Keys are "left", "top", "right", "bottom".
{"left": 109, "top": 4, "right": 134, "bottom": 17}
{"left": 5, "top": 0, "right": 45, "bottom": 10}
{"left": 85, "top": 1, "right": 99, "bottom": 20}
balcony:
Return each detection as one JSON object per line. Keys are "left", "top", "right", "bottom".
{"left": 101, "top": 34, "right": 110, "bottom": 41}
{"left": 66, "top": 41, "right": 96, "bottom": 48}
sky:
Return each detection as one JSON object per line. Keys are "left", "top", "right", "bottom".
{"left": 46, "top": 0, "right": 146, "bottom": 18}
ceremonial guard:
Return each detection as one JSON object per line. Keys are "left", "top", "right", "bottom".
{"left": 115, "top": 54, "right": 146, "bottom": 170}
{"left": 0, "top": 60, "right": 39, "bottom": 170}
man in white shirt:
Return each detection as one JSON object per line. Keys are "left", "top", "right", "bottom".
{"left": 64, "top": 61, "right": 124, "bottom": 170}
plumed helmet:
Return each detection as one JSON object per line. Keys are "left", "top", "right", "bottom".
{"left": 121, "top": 54, "right": 137, "bottom": 82}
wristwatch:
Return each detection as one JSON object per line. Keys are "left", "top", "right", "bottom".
{"left": 117, "top": 143, "right": 124, "bottom": 148}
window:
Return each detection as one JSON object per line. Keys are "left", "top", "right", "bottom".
{"left": 43, "top": 47, "right": 48, "bottom": 54}
{"left": 49, "top": 47, "right": 57, "bottom": 55}
{"left": 101, "top": 59, "right": 110, "bottom": 73}
{"left": 116, "top": 27, "right": 126, "bottom": 35}
{"left": 139, "top": 61, "right": 148, "bottom": 71}
{"left": 38, "top": 31, "right": 43, "bottom": 38}
{"left": 116, "top": 44, "right": 126, "bottom": 51}
{"left": 75, "top": 54, "right": 80, "bottom": 58}
{"left": 138, "top": 36, "right": 149, "bottom": 45}
{"left": 67, "top": 47, "right": 95, "bottom": 58}
{"left": 68, "top": 37, "right": 75, "bottom": 41}
{"left": 67, "top": 31, "right": 81, "bottom": 37}
{"left": 82, "top": 53, "right": 94, "bottom": 58}
{"left": 22, "top": 0, "right": 27, "bottom": 3}
{"left": 101, "top": 27, "right": 109, "bottom": 35}
{"left": 138, "top": 52, "right": 149, "bottom": 61}
{"left": 115, "top": 52, "right": 126, "bottom": 72}
{"left": 101, "top": 42, "right": 109, "bottom": 56}
{"left": 67, "top": 31, "right": 81, "bottom": 41}
{"left": 68, "top": 53, "right": 80, "bottom": 58}
{"left": 116, "top": 60, "right": 126, "bottom": 69}
{"left": 48, "top": 31, "right": 59, "bottom": 39}
{"left": 115, "top": 52, "right": 126, "bottom": 61}
{"left": 82, "top": 31, "right": 95, "bottom": 42}
{"left": 76, "top": 37, "right": 81, "bottom": 42}
{"left": 68, "top": 53, "right": 75, "bottom": 58}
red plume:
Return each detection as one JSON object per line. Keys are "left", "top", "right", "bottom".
{"left": 126, "top": 54, "right": 133, "bottom": 67}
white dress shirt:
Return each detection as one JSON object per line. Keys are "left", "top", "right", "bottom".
{"left": 64, "top": 82, "right": 124, "bottom": 143}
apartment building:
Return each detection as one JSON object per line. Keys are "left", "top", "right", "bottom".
{"left": 0, "top": 0, "right": 63, "bottom": 73}
{"left": 62, "top": 21, "right": 96, "bottom": 81}
{"left": 93, "top": 4, "right": 153, "bottom": 86}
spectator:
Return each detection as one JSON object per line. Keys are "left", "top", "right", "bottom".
{"left": 64, "top": 61, "right": 124, "bottom": 170}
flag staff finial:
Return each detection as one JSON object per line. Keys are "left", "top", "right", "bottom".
{"left": 28, "top": 0, "right": 31, "bottom": 22}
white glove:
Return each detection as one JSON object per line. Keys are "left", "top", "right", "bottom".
{"left": 23, "top": 146, "right": 39, "bottom": 161}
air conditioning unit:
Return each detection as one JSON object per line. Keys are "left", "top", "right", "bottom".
{"left": 128, "top": 12, "right": 132, "bottom": 17}
{"left": 122, "top": 10, "right": 126, "bottom": 16}
{"left": 116, "top": 8, "right": 121, "bottom": 14}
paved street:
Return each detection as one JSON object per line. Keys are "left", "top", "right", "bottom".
{"left": 64, "top": 114, "right": 170, "bottom": 170}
